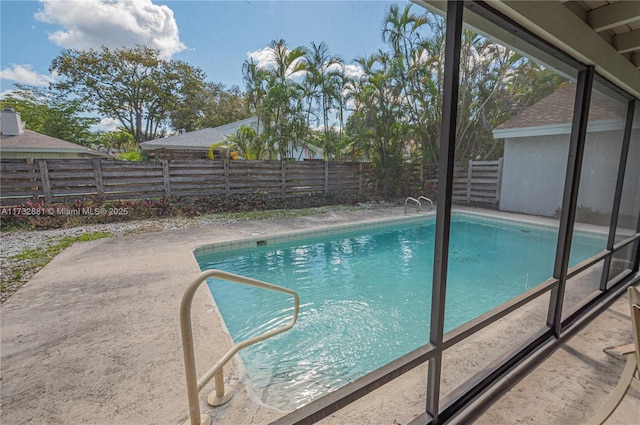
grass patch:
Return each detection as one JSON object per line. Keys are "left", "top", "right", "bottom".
{"left": 12, "top": 231, "right": 112, "bottom": 264}
{"left": 1, "top": 231, "right": 112, "bottom": 301}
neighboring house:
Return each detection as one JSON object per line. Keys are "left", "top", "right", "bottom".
{"left": 140, "top": 116, "right": 324, "bottom": 160}
{"left": 0, "top": 107, "right": 106, "bottom": 160}
{"left": 493, "top": 85, "right": 639, "bottom": 220}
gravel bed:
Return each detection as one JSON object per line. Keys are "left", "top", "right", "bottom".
{"left": 0, "top": 216, "right": 240, "bottom": 259}
{"left": 0, "top": 215, "right": 244, "bottom": 303}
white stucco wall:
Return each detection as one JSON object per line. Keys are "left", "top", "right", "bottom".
{"left": 500, "top": 134, "right": 568, "bottom": 217}
{"left": 577, "top": 129, "right": 625, "bottom": 214}
{"left": 500, "top": 129, "right": 639, "bottom": 218}
{"left": 618, "top": 129, "right": 640, "bottom": 222}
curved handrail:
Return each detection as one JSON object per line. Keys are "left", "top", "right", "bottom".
{"left": 418, "top": 196, "right": 434, "bottom": 211}
{"left": 180, "top": 269, "right": 300, "bottom": 425}
{"left": 404, "top": 197, "right": 421, "bottom": 214}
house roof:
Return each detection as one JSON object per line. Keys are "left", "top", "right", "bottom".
{"left": 495, "top": 85, "right": 625, "bottom": 130}
{"left": 0, "top": 129, "right": 106, "bottom": 157}
{"left": 139, "top": 116, "right": 258, "bottom": 151}
{"left": 492, "top": 84, "right": 638, "bottom": 139}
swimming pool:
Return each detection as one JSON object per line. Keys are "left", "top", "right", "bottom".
{"left": 195, "top": 213, "right": 605, "bottom": 410}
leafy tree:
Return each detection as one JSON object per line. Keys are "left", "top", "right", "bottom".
{"left": 169, "top": 82, "right": 250, "bottom": 132}
{"left": 50, "top": 45, "right": 207, "bottom": 146}
{"left": 339, "top": 3, "right": 570, "bottom": 196}
{"left": 237, "top": 4, "right": 567, "bottom": 198}
{"left": 0, "top": 84, "right": 98, "bottom": 145}
{"left": 379, "top": 4, "right": 568, "bottom": 165}
{"left": 93, "top": 129, "right": 136, "bottom": 152}
{"left": 376, "top": 4, "right": 568, "bottom": 165}
{"left": 452, "top": 30, "right": 569, "bottom": 161}
{"left": 200, "top": 84, "right": 251, "bottom": 129}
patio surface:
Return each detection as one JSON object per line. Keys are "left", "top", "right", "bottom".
{"left": 1, "top": 206, "right": 638, "bottom": 424}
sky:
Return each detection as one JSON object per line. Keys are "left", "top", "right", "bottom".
{"left": 0, "top": 0, "right": 418, "bottom": 130}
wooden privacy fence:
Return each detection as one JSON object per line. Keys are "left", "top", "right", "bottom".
{"left": 0, "top": 159, "right": 367, "bottom": 206}
{"left": 421, "top": 158, "right": 503, "bottom": 206}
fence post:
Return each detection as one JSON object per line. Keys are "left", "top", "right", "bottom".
{"left": 466, "top": 159, "right": 473, "bottom": 203}
{"left": 26, "top": 158, "right": 37, "bottom": 201}
{"left": 496, "top": 157, "right": 504, "bottom": 205}
{"left": 358, "top": 162, "right": 363, "bottom": 195}
{"left": 38, "top": 160, "right": 53, "bottom": 203}
{"left": 93, "top": 159, "right": 105, "bottom": 200}
{"left": 281, "top": 161, "right": 287, "bottom": 199}
{"left": 161, "top": 159, "right": 171, "bottom": 199}
{"left": 224, "top": 160, "right": 230, "bottom": 197}
{"left": 324, "top": 161, "right": 329, "bottom": 193}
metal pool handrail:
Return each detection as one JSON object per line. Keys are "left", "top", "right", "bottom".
{"left": 404, "top": 197, "right": 421, "bottom": 214}
{"left": 404, "top": 196, "right": 433, "bottom": 214}
{"left": 180, "top": 269, "right": 300, "bottom": 425}
{"left": 418, "top": 196, "right": 434, "bottom": 211}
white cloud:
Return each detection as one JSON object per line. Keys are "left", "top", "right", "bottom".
{"left": 247, "top": 46, "right": 306, "bottom": 79}
{"left": 342, "top": 64, "right": 365, "bottom": 80}
{"left": 0, "top": 64, "right": 56, "bottom": 86}
{"left": 247, "top": 47, "right": 274, "bottom": 70}
{"left": 92, "top": 117, "right": 120, "bottom": 132}
{"left": 324, "top": 62, "right": 365, "bottom": 81}
{"left": 35, "top": 0, "right": 186, "bottom": 58}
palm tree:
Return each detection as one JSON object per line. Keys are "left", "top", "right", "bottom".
{"left": 334, "top": 66, "right": 353, "bottom": 149}
{"left": 347, "top": 51, "right": 408, "bottom": 197}
{"left": 383, "top": 4, "right": 437, "bottom": 164}
{"left": 303, "top": 42, "right": 345, "bottom": 158}
{"left": 382, "top": 4, "right": 428, "bottom": 69}
{"left": 224, "top": 125, "right": 264, "bottom": 160}
{"left": 242, "top": 59, "right": 269, "bottom": 136}
{"left": 263, "top": 39, "right": 307, "bottom": 159}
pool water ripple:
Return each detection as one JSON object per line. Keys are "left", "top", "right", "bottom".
{"left": 197, "top": 214, "right": 605, "bottom": 410}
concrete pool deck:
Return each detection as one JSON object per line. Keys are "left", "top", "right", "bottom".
{"left": 1, "top": 206, "right": 638, "bottom": 424}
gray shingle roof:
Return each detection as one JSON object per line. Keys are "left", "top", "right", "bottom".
{"left": 0, "top": 129, "right": 105, "bottom": 156}
{"left": 140, "top": 116, "right": 258, "bottom": 150}
{"left": 496, "top": 85, "right": 626, "bottom": 130}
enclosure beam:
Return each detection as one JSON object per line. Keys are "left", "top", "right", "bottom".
{"left": 634, "top": 205, "right": 640, "bottom": 273}
{"left": 600, "top": 100, "right": 636, "bottom": 289}
{"left": 547, "top": 65, "right": 594, "bottom": 337}
{"left": 426, "top": 1, "right": 464, "bottom": 423}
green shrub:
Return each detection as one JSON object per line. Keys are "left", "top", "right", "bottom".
{"left": 118, "top": 150, "right": 146, "bottom": 161}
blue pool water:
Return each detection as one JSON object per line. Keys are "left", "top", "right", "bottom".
{"left": 196, "top": 214, "right": 605, "bottom": 409}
